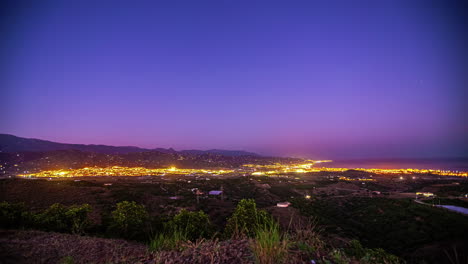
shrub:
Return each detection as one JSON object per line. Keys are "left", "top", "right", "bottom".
{"left": 111, "top": 201, "right": 148, "bottom": 239}
{"left": 345, "top": 239, "right": 367, "bottom": 259}
{"left": 65, "top": 204, "right": 92, "bottom": 234}
{"left": 0, "top": 202, "right": 31, "bottom": 229}
{"left": 34, "top": 203, "right": 92, "bottom": 233}
{"left": 167, "top": 209, "right": 212, "bottom": 241}
{"left": 345, "top": 240, "right": 400, "bottom": 264}
{"left": 225, "top": 199, "right": 269, "bottom": 238}
{"left": 34, "top": 203, "right": 70, "bottom": 232}
{"left": 329, "top": 249, "right": 350, "bottom": 264}
{"left": 360, "top": 248, "right": 400, "bottom": 264}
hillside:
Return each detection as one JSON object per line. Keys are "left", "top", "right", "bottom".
{"left": 0, "top": 134, "right": 260, "bottom": 157}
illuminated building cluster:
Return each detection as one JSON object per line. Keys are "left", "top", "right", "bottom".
{"left": 18, "top": 166, "right": 233, "bottom": 178}
{"left": 17, "top": 160, "right": 468, "bottom": 178}
{"left": 416, "top": 192, "right": 435, "bottom": 197}
{"left": 243, "top": 161, "right": 468, "bottom": 177}
{"left": 338, "top": 176, "right": 375, "bottom": 181}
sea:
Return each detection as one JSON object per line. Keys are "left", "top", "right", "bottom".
{"left": 322, "top": 158, "right": 468, "bottom": 172}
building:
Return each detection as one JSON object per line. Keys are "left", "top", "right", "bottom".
{"left": 276, "top": 202, "right": 291, "bottom": 208}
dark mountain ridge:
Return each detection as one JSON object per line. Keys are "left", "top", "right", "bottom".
{"left": 0, "top": 134, "right": 259, "bottom": 157}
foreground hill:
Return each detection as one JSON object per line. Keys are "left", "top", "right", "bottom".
{"left": 0, "top": 134, "right": 259, "bottom": 157}
{"left": 0, "top": 230, "right": 252, "bottom": 264}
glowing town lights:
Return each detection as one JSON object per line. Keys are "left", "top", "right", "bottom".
{"left": 18, "top": 166, "right": 233, "bottom": 178}
{"left": 416, "top": 192, "right": 435, "bottom": 197}
{"left": 16, "top": 160, "right": 468, "bottom": 178}
{"left": 305, "top": 195, "right": 311, "bottom": 199}
{"left": 242, "top": 161, "right": 467, "bottom": 177}
{"left": 339, "top": 176, "right": 375, "bottom": 182}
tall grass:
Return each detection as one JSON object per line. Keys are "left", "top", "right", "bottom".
{"left": 250, "top": 217, "right": 289, "bottom": 264}
{"left": 149, "top": 230, "right": 188, "bottom": 252}
{"left": 290, "top": 218, "right": 324, "bottom": 257}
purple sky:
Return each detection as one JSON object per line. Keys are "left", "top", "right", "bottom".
{"left": 2, "top": 0, "right": 467, "bottom": 158}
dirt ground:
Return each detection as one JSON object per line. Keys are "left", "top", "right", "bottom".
{"left": 0, "top": 230, "right": 254, "bottom": 264}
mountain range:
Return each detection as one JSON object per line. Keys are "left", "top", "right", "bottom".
{"left": 0, "top": 134, "right": 260, "bottom": 157}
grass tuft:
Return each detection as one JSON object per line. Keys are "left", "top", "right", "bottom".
{"left": 250, "top": 217, "right": 289, "bottom": 264}
{"left": 149, "top": 230, "right": 188, "bottom": 252}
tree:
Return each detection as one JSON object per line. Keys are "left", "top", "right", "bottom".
{"left": 65, "top": 204, "right": 91, "bottom": 234}
{"left": 111, "top": 201, "right": 148, "bottom": 239}
{"left": 34, "top": 203, "right": 92, "bottom": 233}
{"left": 168, "top": 209, "right": 212, "bottom": 241}
{"left": 225, "top": 199, "right": 269, "bottom": 238}
{"left": 0, "top": 202, "right": 31, "bottom": 229}
{"left": 35, "top": 203, "right": 69, "bottom": 232}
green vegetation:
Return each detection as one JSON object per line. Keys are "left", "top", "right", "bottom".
{"left": 149, "top": 229, "right": 188, "bottom": 251}
{"left": 34, "top": 203, "right": 70, "bottom": 232}
{"left": 65, "top": 204, "right": 92, "bottom": 234}
{"left": 149, "top": 209, "right": 212, "bottom": 251}
{"left": 0, "top": 198, "right": 409, "bottom": 263}
{"left": 292, "top": 197, "right": 468, "bottom": 262}
{"left": 167, "top": 209, "right": 212, "bottom": 241}
{"left": 2, "top": 175, "right": 467, "bottom": 263}
{"left": 0, "top": 201, "right": 31, "bottom": 229}
{"left": 0, "top": 202, "right": 92, "bottom": 234}
{"left": 224, "top": 199, "right": 270, "bottom": 238}
{"left": 290, "top": 221, "right": 325, "bottom": 260}
{"left": 345, "top": 240, "right": 400, "bottom": 264}
{"left": 59, "top": 256, "right": 75, "bottom": 264}
{"left": 250, "top": 216, "right": 289, "bottom": 264}
{"left": 34, "top": 203, "right": 91, "bottom": 233}
{"left": 110, "top": 201, "right": 149, "bottom": 239}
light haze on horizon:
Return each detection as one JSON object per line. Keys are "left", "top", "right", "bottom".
{"left": 2, "top": 0, "right": 467, "bottom": 159}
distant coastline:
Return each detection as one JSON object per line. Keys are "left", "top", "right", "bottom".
{"left": 326, "top": 158, "right": 468, "bottom": 171}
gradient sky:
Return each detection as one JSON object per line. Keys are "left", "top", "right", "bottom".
{"left": 1, "top": 0, "right": 467, "bottom": 158}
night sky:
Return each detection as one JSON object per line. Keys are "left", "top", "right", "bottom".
{"left": 2, "top": 0, "right": 467, "bottom": 158}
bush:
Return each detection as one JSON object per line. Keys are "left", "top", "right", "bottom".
{"left": 346, "top": 240, "right": 401, "bottom": 264}
{"left": 329, "top": 249, "right": 351, "bottom": 264}
{"left": 111, "top": 201, "right": 148, "bottom": 239}
{"left": 167, "top": 209, "right": 212, "bottom": 241}
{"left": 65, "top": 204, "right": 92, "bottom": 234}
{"left": 345, "top": 239, "right": 367, "bottom": 259}
{"left": 34, "top": 203, "right": 70, "bottom": 232}
{"left": 34, "top": 203, "right": 92, "bottom": 233}
{"left": 0, "top": 201, "right": 32, "bottom": 229}
{"left": 225, "top": 199, "right": 269, "bottom": 238}
{"left": 359, "top": 247, "right": 401, "bottom": 264}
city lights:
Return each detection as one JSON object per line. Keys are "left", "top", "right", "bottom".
{"left": 17, "top": 160, "right": 468, "bottom": 178}
{"left": 18, "top": 166, "right": 233, "bottom": 178}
